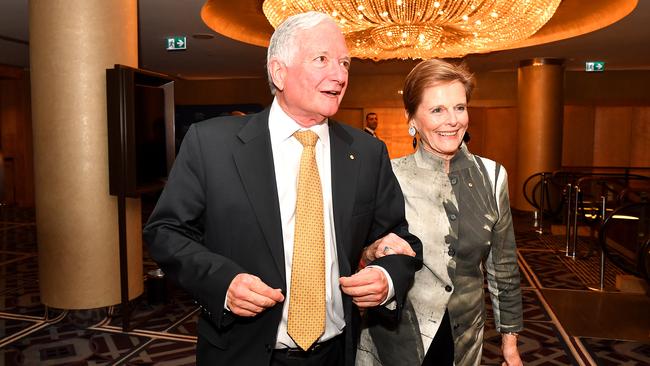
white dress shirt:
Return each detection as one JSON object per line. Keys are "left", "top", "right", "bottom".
{"left": 268, "top": 99, "right": 346, "bottom": 348}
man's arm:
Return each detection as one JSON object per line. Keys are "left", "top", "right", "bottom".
{"left": 339, "top": 142, "right": 422, "bottom": 314}
{"left": 143, "top": 124, "right": 282, "bottom": 327}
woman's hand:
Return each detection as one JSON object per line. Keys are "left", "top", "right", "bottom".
{"left": 501, "top": 333, "right": 523, "bottom": 366}
{"left": 361, "top": 233, "right": 416, "bottom": 265}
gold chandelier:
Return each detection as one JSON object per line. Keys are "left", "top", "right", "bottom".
{"left": 262, "top": 0, "right": 562, "bottom": 60}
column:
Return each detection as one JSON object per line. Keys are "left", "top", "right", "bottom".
{"left": 515, "top": 58, "right": 564, "bottom": 211}
{"left": 30, "top": 0, "right": 143, "bottom": 308}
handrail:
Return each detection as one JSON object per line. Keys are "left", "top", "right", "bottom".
{"left": 522, "top": 172, "right": 565, "bottom": 220}
{"left": 560, "top": 166, "right": 650, "bottom": 171}
{"left": 641, "top": 239, "right": 650, "bottom": 283}
{"left": 522, "top": 171, "right": 552, "bottom": 209}
{"left": 552, "top": 171, "right": 650, "bottom": 187}
{"left": 574, "top": 175, "right": 650, "bottom": 226}
{"left": 522, "top": 169, "right": 650, "bottom": 263}
{"left": 598, "top": 202, "right": 650, "bottom": 280}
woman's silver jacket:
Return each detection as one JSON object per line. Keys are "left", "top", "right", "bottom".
{"left": 357, "top": 145, "right": 523, "bottom": 366}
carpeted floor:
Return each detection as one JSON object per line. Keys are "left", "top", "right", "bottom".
{"left": 0, "top": 207, "right": 648, "bottom": 365}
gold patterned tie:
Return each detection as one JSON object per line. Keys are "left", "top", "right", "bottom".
{"left": 287, "top": 130, "right": 326, "bottom": 351}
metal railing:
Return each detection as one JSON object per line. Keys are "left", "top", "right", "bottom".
{"left": 523, "top": 168, "right": 650, "bottom": 290}
{"left": 598, "top": 202, "right": 650, "bottom": 285}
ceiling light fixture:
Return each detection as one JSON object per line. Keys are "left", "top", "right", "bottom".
{"left": 192, "top": 33, "right": 215, "bottom": 40}
{"left": 262, "top": 0, "right": 562, "bottom": 60}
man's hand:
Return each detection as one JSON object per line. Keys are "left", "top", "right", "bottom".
{"left": 226, "top": 273, "right": 284, "bottom": 317}
{"left": 361, "top": 233, "right": 416, "bottom": 264}
{"left": 339, "top": 267, "right": 388, "bottom": 308}
{"left": 501, "top": 333, "right": 523, "bottom": 366}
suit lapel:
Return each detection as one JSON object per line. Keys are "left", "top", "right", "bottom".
{"left": 329, "top": 121, "right": 359, "bottom": 277}
{"left": 233, "top": 109, "right": 286, "bottom": 283}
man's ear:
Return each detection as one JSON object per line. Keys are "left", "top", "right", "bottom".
{"left": 268, "top": 58, "right": 287, "bottom": 92}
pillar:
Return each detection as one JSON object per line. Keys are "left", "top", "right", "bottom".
{"left": 30, "top": 0, "right": 143, "bottom": 308}
{"left": 514, "top": 58, "right": 564, "bottom": 211}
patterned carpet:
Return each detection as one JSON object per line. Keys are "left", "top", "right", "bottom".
{"left": 0, "top": 207, "right": 648, "bottom": 365}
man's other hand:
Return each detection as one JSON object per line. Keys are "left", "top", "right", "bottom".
{"left": 227, "top": 273, "right": 284, "bottom": 317}
{"left": 339, "top": 267, "right": 388, "bottom": 308}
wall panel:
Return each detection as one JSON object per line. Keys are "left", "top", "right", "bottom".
{"left": 562, "top": 105, "right": 595, "bottom": 167}
{"left": 333, "top": 108, "right": 363, "bottom": 129}
{"left": 593, "top": 107, "right": 634, "bottom": 166}
{"left": 630, "top": 107, "right": 650, "bottom": 168}
{"left": 368, "top": 107, "right": 412, "bottom": 159}
{"left": 481, "top": 107, "right": 518, "bottom": 198}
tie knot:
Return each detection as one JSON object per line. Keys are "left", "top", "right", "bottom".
{"left": 294, "top": 130, "right": 319, "bottom": 147}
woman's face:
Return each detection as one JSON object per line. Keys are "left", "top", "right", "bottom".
{"left": 409, "top": 80, "right": 469, "bottom": 160}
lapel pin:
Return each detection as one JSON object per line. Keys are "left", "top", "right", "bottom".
{"left": 349, "top": 154, "right": 355, "bottom": 160}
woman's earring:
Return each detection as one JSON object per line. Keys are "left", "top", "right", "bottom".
{"left": 409, "top": 125, "right": 417, "bottom": 148}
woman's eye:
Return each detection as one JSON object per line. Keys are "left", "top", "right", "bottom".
{"left": 456, "top": 105, "right": 466, "bottom": 111}
{"left": 432, "top": 107, "right": 442, "bottom": 113}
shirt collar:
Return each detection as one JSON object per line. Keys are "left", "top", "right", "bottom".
{"left": 414, "top": 142, "right": 473, "bottom": 172}
{"left": 269, "top": 97, "right": 330, "bottom": 146}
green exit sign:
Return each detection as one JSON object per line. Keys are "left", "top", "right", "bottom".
{"left": 166, "top": 36, "right": 187, "bottom": 51}
{"left": 585, "top": 61, "right": 605, "bottom": 72}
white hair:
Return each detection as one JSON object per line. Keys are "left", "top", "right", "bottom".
{"left": 266, "top": 11, "right": 336, "bottom": 95}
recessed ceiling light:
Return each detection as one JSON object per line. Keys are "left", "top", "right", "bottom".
{"left": 192, "top": 33, "right": 215, "bottom": 40}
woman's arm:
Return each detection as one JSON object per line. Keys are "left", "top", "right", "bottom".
{"left": 484, "top": 167, "right": 524, "bottom": 363}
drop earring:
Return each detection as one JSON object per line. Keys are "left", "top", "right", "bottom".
{"left": 409, "top": 125, "right": 417, "bottom": 148}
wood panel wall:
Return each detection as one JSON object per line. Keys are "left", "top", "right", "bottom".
{"left": 631, "top": 107, "right": 650, "bottom": 167}
{"left": 562, "top": 106, "right": 595, "bottom": 166}
{"left": 0, "top": 65, "right": 34, "bottom": 206}
{"left": 333, "top": 108, "right": 363, "bottom": 130}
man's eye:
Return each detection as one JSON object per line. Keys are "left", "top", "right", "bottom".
{"left": 315, "top": 56, "right": 327, "bottom": 63}
{"left": 340, "top": 60, "right": 351, "bottom": 69}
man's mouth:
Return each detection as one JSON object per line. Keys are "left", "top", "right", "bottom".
{"left": 322, "top": 90, "right": 341, "bottom": 96}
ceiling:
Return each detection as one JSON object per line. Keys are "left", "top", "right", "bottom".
{"left": 1, "top": 0, "right": 650, "bottom": 80}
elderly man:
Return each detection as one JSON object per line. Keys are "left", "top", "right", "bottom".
{"left": 144, "top": 11, "right": 421, "bottom": 366}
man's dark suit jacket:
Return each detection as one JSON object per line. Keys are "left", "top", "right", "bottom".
{"left": 143, "top": 108, "right": 422, "bottom": 366}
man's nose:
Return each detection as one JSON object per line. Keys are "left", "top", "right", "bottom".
{"left": 331, "top": 63, "right": 348, "bottom": 85}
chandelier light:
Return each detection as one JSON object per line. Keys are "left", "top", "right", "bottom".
{"left": 262, "top": 0, "right": 562, "bottom": 60}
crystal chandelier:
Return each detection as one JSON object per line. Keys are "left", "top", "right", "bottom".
{"left": 262, "top": 0, "right": 562, "bottom": 60}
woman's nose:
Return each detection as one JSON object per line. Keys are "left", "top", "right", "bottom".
{"left": 447, "top": 110, "right": 458, "bottom": 125}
